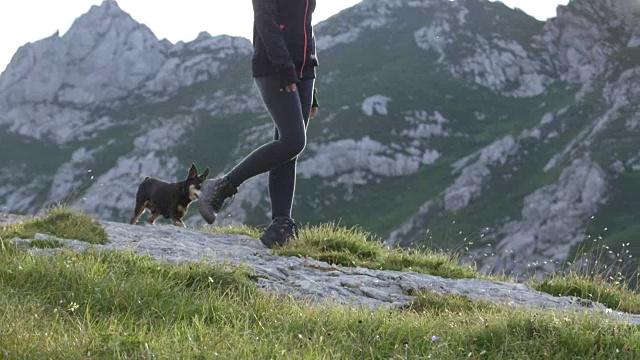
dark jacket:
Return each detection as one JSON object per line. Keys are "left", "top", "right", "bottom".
{"left": 251, "top": 0, "right": 318, "bottom": 90}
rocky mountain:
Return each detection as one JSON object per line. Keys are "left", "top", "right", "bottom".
{"left": 1, "top": 0, "right": 638, "bottom": 277}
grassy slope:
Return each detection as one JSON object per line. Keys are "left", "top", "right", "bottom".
{"left": 0, "top": 130, "right": 74, "bottom": 209}
{"left": 1, "top": 248, "right": 639, "bottom": 359}
{"left": 1, "top": 210, "right": 640, "bottom": 358}
{"left": 0, "top": 206, "right": 107, "bottom": 244}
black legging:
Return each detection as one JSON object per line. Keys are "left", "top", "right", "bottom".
{"left": 226, "top": 74, "right": 315, "bottom": 219}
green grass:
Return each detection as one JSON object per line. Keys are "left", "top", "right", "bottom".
{"left": 212, "top": 221, "right": 640, "bottom": 315}
{"left": 531, "top": 240, "right": 640, "bottom": 315}
{"left": 0, "top": 206, "right": 108, "bottom": 245}
{"left": 203, "top": 223, "right": 262, "bottom": 239}
{"left": 213, "top": 222, "right": 478, "bottom": 279}
{"left": 29, "top": 239, "right": 64, "bottom": 249}
{"left": 5, "top": 208, "right": 475, "bottom": 282}
{"left": 406, "top": 290, "right": 499, "bottom": 314}
{"left": 1, "top": 241, "right": 640, "bottom": 359}
{"left": 534, "top": 272, "right": 640, "bottom": 314}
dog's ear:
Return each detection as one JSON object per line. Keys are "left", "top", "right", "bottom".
{"left": 200, "top": 168, "right": 210, "bottom": 179}
{"left": 187, "top": 163, "right": 197, "bottom": 179}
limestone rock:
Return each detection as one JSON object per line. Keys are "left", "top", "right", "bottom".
{"left": 478, "top": 158, "right": 608, "bottom": 275}
{"left": 444, "top": 136, "right": 520, "bottom": 212}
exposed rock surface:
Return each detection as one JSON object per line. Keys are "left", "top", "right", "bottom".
{"left": 10, "top": 220, "right": 640, "bottom": 325}
{"left": 362, "top": 95, "right": 392, "bottom": 116}
{"left": 477, "top": 157, "right": 608, "bottom": 274}
{"left": 0, "top": 1, "right": 252, "bottom": 144}
{"left": 539, "top": 0, "right": 640, "bottom": 84}
{"left": 0, "top": 1, "right": 163, "bottom": 143}
{"left": 445, "top": 135, "right": 520, "bottom": 212}
{"left": 315, "top": 0, "right": 437, "bottom": 51}
{"left": 298, "top": 137, "right": 441, "bottom": 181}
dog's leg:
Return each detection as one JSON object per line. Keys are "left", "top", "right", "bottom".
{"left": 147, "top": 213, "right": 160, "bottom": 225}
{"left": 171, "top": 218, "right": 186, "bottom": 228}
{"left": 130, "top": 199, "right": 149, "bottom": 225}
{"left": 169, "top": 207, "right": 187, "bottom": 228}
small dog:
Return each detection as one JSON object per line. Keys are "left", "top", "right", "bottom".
{"left": 130, "top": 163, "right": 209, "bottom": 227}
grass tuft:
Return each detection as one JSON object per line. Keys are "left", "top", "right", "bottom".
{"left": 276, "top": 222, "right": 478, "bottom": 279}
{"left": 406, "top": 291, "right": 498, "bottom": 314}
{"left": 203, "top": 223, "right": 262, "bottom": 239}
{"left": 533, "top": 273, "right": 640, "bottom": 314}
{"left": 29, "top": 239, "right": 64, "bottom": 249}
{"left": 0, "top": 206, "right": 108, "bottom": 245}
{"left": 531, "top": 239, "right": 640, "bottom": 315}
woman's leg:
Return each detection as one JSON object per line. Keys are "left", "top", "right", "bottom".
{"left": 225, "top": 75, "right": 309, "bottom": 186}
{"left": 199, "top": 75, "right": 313, "bottom": 225}
{"left": 268, "top": 78, "right": 315, "bottom": 219}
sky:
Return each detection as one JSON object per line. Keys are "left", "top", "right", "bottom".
{"left": 0, "top": 0, "right": 569, "bottom": 74}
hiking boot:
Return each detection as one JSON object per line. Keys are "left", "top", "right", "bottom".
{"left": 198, "top": 176, "right": 238, "bottom": 224}
{"left": 260, "top": 216, "right": 299, "bottom": 248}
